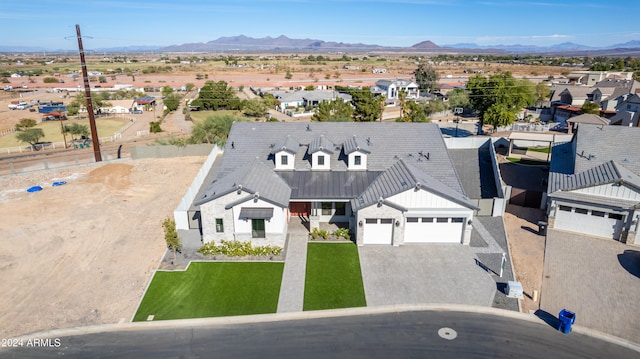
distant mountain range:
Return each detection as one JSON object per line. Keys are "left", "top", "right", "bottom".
{"left": 2, "top": 36, "right": 640, "bottom": 54}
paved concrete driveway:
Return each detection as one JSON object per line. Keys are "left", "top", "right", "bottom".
{"left": 541, "top": 229, "right": 640, "bottom": 343}
{"left": 358, "top": 245, "right": 496, "bottom": 307}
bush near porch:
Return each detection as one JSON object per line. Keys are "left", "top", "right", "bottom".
{"left": 133, "top": 262, "right": 283, "bottom": 321}
{"left": 303, "top": 243, "right": 366, "bottom": 311}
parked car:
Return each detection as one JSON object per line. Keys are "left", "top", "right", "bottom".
{"left": 132, "top": 110, "right": 143, "bottom": 114}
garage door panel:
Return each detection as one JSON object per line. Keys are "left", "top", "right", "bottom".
{"left": 363, "top": 218, "right": 393, "bottom": 245}
{"left": 554, "top": 206, "right": 623, "bottom": 240}
{"left": 404, "top": 217, "right": 463, "bottom": 243}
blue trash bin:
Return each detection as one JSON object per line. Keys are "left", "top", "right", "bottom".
{"left": 558, "top": 309, "right": 576, "bottom": 334}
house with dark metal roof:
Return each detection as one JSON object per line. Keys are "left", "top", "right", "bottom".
{"left": 194, "top": 122, "right": 479, "bottom": 247}
{"left": 546, "top": 124, "right": 640, "bottom": 244}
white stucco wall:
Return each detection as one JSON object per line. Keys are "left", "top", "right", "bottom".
{"left": 199, "top": 191, "right": 288, "bottom": 247}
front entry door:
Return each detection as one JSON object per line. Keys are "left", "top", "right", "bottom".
{"left": 252, "top": 219, "right": 265, "bottom": 238}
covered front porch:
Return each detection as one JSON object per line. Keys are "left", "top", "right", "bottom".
{"left": 289, "top": 200, "right": 353, "bottom": 233}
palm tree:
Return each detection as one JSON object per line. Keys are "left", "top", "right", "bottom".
{"left": 378, "top": 95, "right": 386, "bottom": 122}
{"left": 398, "top": 89, "right": 408, "bottom": 121}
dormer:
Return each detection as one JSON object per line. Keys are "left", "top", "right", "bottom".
{"left": 271, "top": 135, "right": 299, "bottom": 170}
{"left": 308, "top": 135, "right": 333, "bottom": 170}
{"left": 343, "top": 135, "right": 371, "bottom": 170}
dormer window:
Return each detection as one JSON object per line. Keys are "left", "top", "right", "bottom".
{"left": 343, "top": 135, "right": 371, "bottom": 170}
{"left": 309, "top": 135, "right": 333, "bottom": 170}
{"left": 271, "top": 135, "right": 299, "bottom": 170}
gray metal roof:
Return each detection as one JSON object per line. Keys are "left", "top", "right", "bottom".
{"left": 270, "top": 135, "right": 300, "bottom": 155}
{"left": 549, "top": 191, "right": 640, "bottom": 209}
{"left": 238, "top": 207, "right": 274, "bottom": 219}
{"left": 448, "top": 148, "right": 498, "bottom": 199}
{"left": 573, "top": 123, "right": 640, "bottom": 175}
{"left": 343, "top": 135, "right": 371, "bottom": 154}
{"left": 351, "top": 159, "right": 477, "bottom": 211}
{"left": 194, "top": 158, "right": 291, "bottom": 207}
{"left": 277, "top": 171, "right": 381, "bottom": 199}
{"left": 548, "top": 160, "right": 640, "bottom": 194}
{"left": 197, "top": 122, "right": 465, "bottom": 208}
{"left": 308, "top": 135, "right": 334, "bottom": 154}
{"left": 567, "top": 114, "right": 609, "bottom": 125}
{"left": 216, "top": 122, "right": 462, "bottom": 188}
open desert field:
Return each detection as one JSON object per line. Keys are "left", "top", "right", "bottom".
{"left": 0, "top": 53, "right": 574, "bottom": 132}
{"left": 0, "top": 156, "right": 205, "bottom": 338}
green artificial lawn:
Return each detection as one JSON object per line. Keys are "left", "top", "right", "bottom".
{"left": 133, "top": 262, "right": 284, "bottom": 321}
{"left": 526, "top": 146, "right": 551, "bottom": 154}
{"left": 303, "top": 243, "right": 366, "bottom": 311}
{"left": 506, "top": 157, "right": 549, "bottom": 165}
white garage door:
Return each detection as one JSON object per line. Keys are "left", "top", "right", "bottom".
{"left": 554, "top": 205, "right": 624, "bottom": 240}
{"left": 404, "top": 217, "right": 464, "bottom": 243}
{"left": 363, "top": 218, "right": 393, "bottom": 245}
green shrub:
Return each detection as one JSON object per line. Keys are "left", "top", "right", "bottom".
{"left": 319, "top": 230, "right": 330, "bottom": 240}
{"left": 310, "top": 227, "right": 320, "bottom": 240}
{"left": 43, "top": 77, "right": 60, "bottom": 83}
{"left": 149, "top": 121, "right": 162, "bottom": 133}
{"left": 333, "top": 228, "right": 350, "bottom": 240}
{"left": 198, "top": 240, "right": 282, "bottom": 257}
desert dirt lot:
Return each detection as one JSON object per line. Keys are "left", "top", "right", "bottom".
{"left": 0, "top": 156, "right": 205, "bottom": 338}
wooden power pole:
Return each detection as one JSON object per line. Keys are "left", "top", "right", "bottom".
{"left": 75, "top": 24, "right": 102, "bottom": 162}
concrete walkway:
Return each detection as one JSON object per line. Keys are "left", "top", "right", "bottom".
{"left": 277, "top": 233, "right": 309, "bottom": 313}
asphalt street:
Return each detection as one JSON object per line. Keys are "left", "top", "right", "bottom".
{"left": 2, "top": 309, "right": 638, "bottom": 358}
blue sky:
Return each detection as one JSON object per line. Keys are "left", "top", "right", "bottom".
{"left": 1, "top": 0, "right": 639, "bottom": 50}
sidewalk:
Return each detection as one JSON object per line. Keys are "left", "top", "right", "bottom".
{"left": 277, "top": 234, "right": 309, "bottom": 313}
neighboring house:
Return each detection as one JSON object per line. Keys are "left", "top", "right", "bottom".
{"left": 554, "top": 86, "right": 594, "bottom": 107}
{"left": 609, "top": 94, "right": 640, "bottom": 127}
{"left": 194, "top": 122, "right": 479, "bottom": 248}
{"left": 567, "top": 71, "right": 633, "bottom": 86}
{"left": 566, "top": 113, "right": 609, "bottom": 134}
{"left": 272, "top": 90, "right": 351, "bottom": 112}
{"left": 99, "top": 100, "right": 134, "bottom": 114}
{"left": 372, "top": 79, "right": 420, "bottom": 99}
{"left": 546, "top": 124, "right": 640, "bottom": 244}
{"left": 273, "top": 91, "right": 305, "bottom": 111}
{"left": 132, "top": 96, "right": 156, "bottom": 110}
